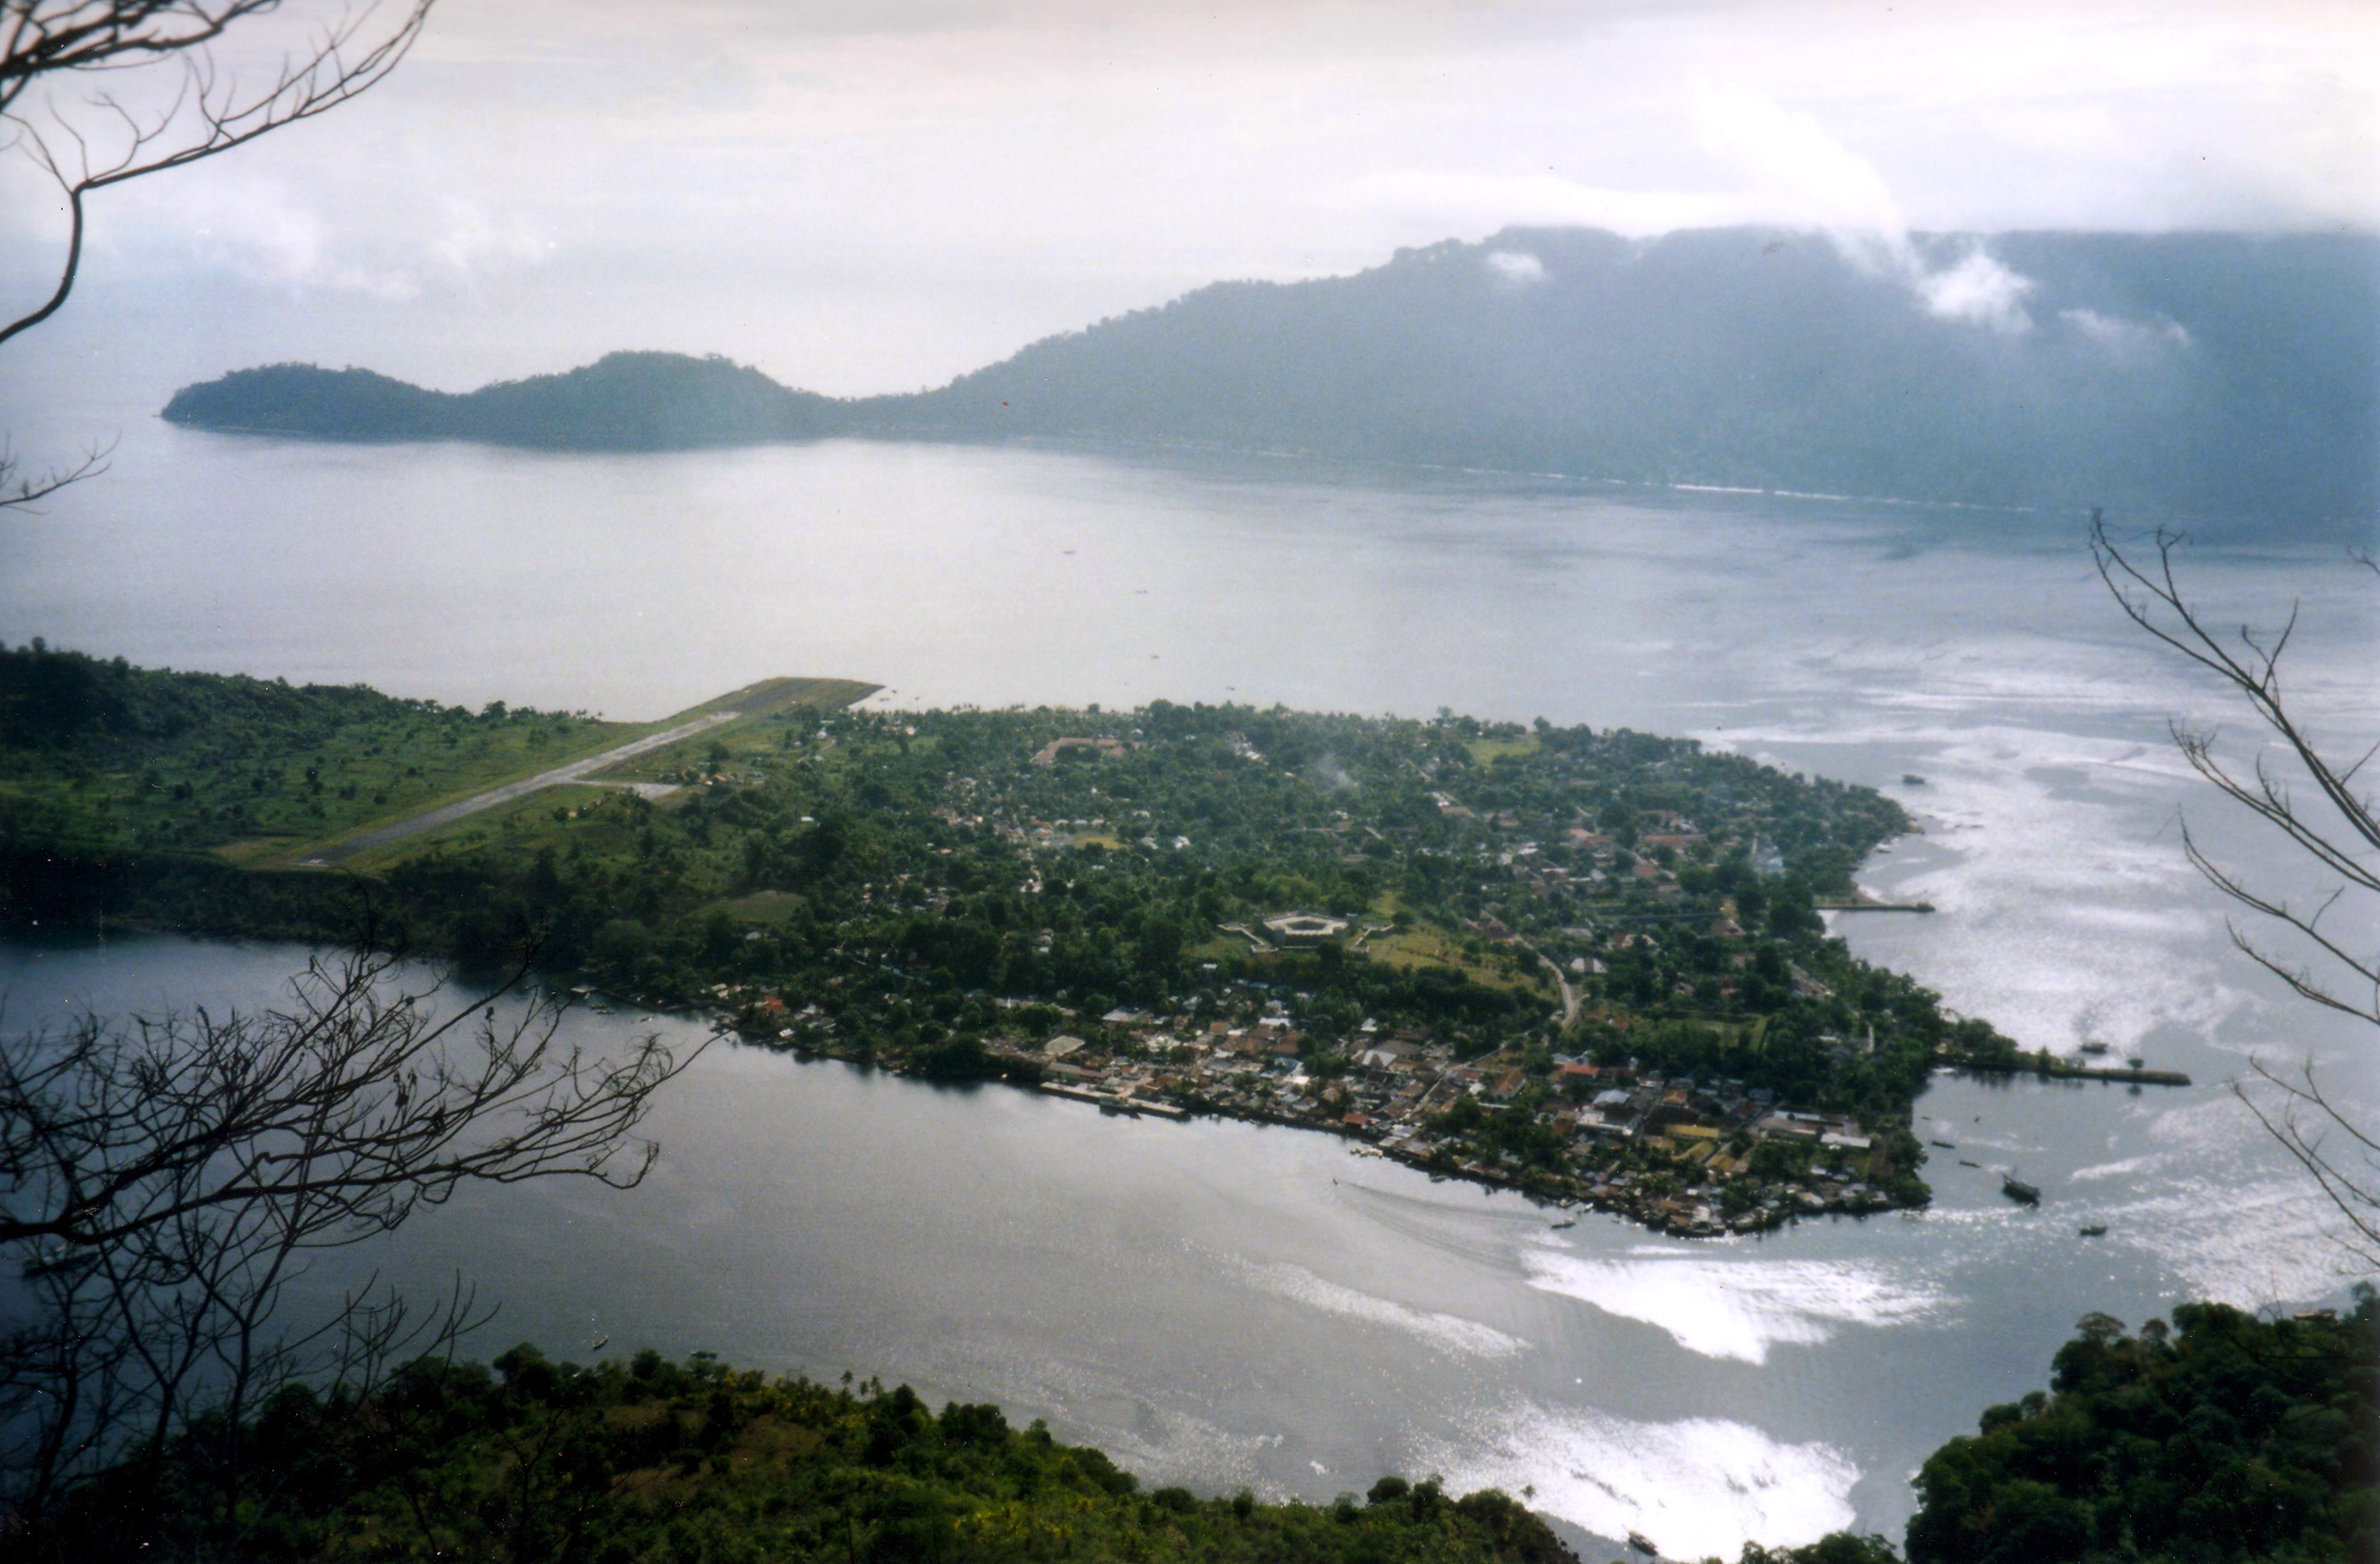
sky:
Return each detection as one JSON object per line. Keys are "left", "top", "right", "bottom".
{"left": 2, "top": 0, "right": 2376, "bottom": 402}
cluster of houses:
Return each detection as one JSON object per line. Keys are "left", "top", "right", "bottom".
{"left": 671, "top": 727, "right": 1924, "bottom": 1238}
{"left": 905, "top": 999, "right": 1909, "bottom": 1238}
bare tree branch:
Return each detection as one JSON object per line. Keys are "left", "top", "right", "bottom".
{"left": 2233, "top": 1059, "right": 2380, "bottom": 1271}
{"left": 0, "top": 946, "right": 696, "bottom": 1253}
{"left": 0, "top": 940, "right": 706, "bottom": 1529}
{"left": 2094, "top": 509, "right": 2380, "bottom": 1271}
{"left": 0, "top": 0, "right": 435, "bottom": 510}
{"left": 0, "top": 434, "right": 110, "bottom": 507}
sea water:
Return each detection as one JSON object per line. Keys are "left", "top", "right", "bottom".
{"left": 1, "top": 418, "right": 2372, "bottom": 1555}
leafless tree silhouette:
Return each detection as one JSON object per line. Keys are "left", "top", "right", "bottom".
{"left": 1, "top": 0, "right": 435, "bottom": 507}
{"left": 2092, "top": 510, "right": 2380, "bottom": 1271}
{"left": 0, "top": 940, "right": 702, "bottom": 1536}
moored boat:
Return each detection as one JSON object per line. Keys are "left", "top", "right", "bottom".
{"left": 2002, "top": 1174, "right": 2042, "bottom": 1205}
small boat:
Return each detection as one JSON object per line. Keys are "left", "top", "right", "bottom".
{"left": 1628, "top": 1531, "right": 1659, "bottom": 1556}
{"left": 1958, "top": 1160, "right": 1981, "bottom": 1168}
{"left": 1901, "top": 773, "right": 1927, "bottom": 786}
{"left": 2078, "top": 1040, "right": 2110, "bottom": 1057}
{"left": 1550, "top": 1218, "right": 1576, "bottom": 1230}
{"left": 1929, "top": 1139, "right": 1957, "bottom": 1149}
{"left": 2002, "top": 1174, "right": 2042, "bottom": 1206}
{"left": 2077, "top": 1224, "right": 2107, "bottom": 1238}
{"left": 589, "top": 1334, "right": 610, "bottom": 1353}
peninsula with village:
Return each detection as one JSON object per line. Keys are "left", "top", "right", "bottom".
{"left": 1, "top": 642, "right": 2182, "bottom": 1240}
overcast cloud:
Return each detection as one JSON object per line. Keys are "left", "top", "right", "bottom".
{"left": 3, "top": 0, "right": 2373, "bottom": 400}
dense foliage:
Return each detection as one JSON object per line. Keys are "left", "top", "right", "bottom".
{"left": 1904, "top": 1297, "right": 2377, "bottom": 1564}
{"left": 29, "top": 1348, "right": 1568, "bottom": 1564}
{"left": 27, "top": 1304, "right": 2373, "bottom": 1563}
{"left": 0, "top": 639, "right": 633, "bottom": 859}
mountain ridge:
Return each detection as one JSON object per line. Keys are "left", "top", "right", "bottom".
{"left": 162, "top": 226, "right": 2380, "bottom": 524}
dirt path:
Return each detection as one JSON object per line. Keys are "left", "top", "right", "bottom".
{"left": 1523, "top": 941, "right": 1581, "bottom": 1026}
{"left": 299, "top": 711, "right": 740, "bottom": 866}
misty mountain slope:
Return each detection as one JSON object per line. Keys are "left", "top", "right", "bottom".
{"left": 884, "top": 227, "right": 2377, "bottom": 521}
{"left": 164, "top": 228, "right": 2379, "bottom": 524}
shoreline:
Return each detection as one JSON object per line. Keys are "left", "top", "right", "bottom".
{"left": 676, "top": 1005, "right": 1924, "bottom": 1242}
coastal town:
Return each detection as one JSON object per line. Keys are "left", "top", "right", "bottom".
{"left": 497, "top": 700, "right": 2074, "bottom": 1238}
{"left": 886, "top": 990, "right": 1894, "bottom": 1236}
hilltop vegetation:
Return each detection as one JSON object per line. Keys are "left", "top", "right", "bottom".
{"left": 26, "top": 1301, "right": 2369, "bottom": 1563}
{"left": 26, "top": 1348, "right": 1570, "bottom": 1564}
{"left": 1905, "top": 1298, "right": 2377, "bottom": 1564}
{"left": 164, "top": 228, "right": 2379, "bottom": 524}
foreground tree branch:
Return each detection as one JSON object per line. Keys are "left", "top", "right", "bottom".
{"left": 2091, "top": 510, "right": 2380, "bottom": 1265}
{"left": 1, "top": 0, "right": 435, "bottom": 509}
{"left": 0, "top": 941, "right": 707, "bottom": 1528}
{"left": 0, "top": 944, "right": 693, "bottom": 1251}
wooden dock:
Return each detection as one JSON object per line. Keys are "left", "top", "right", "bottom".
{"left": 1956, "top": 1060, "right": 2192, "bottom": 1087}
{"left": 1038, "top": 1082, "right": 1188, "bottom": 1118}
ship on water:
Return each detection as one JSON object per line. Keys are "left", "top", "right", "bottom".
{"left": 2003, "top": 1173, "right": 2042, "bottom": 1205}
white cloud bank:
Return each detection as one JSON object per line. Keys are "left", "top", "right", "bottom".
{"left": 1695, "top": 85, "right": 2046, "bottom": 332}
{"left": 1482, "top": 248, "right": 1548, "bottom": 285}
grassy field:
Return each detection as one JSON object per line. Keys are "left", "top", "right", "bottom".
{"left": 1363, "top": 921, "right": 1544, "bottom": 993}
{"left": 0, "top": 653, "right": 885, "bottom": 872}
{"left": 558, "top": 677, "right": 881, "bottom": 787}
{"left": 1464, "top": 734, "right": 1541, "bottom": 766}
{"left": 704, "top": 888, "right": 809, "bottom": 924}
{"left": 1, "top": 675, "right": 641, "bottom": 864}
{"left": 322, "top": 678, "right": 878, "bottom": 873}
{"left": 330, "top": 783, "right": 626, "bottom": 874}
{"left": 231, "top": 726, "right": 659, "bottom": 867}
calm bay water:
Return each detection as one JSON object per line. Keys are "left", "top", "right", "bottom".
{"left": 1, "top": 417, "right": 2373, "bottom": 1556}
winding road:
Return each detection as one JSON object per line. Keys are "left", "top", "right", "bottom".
{"left": 1523, "top": 941, "right": 1582, "bottom": 1026}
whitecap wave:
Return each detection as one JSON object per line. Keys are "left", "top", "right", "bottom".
{"left": 1419, "top": 1400, "right": 1860, "bottom": 1560}
{"left": 2066, "top": 1154, "right": 2164, "bottom": 1183}
{"left": 1521, "top": 1248, "right": 1951, "bottom": 1363}
{"left": 1228, "top": 1258, "right": 1529, "bottom": 1359}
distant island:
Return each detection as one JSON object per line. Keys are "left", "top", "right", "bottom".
{"left": 163, "top": 226, "right": 2379, "bottom": 523}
